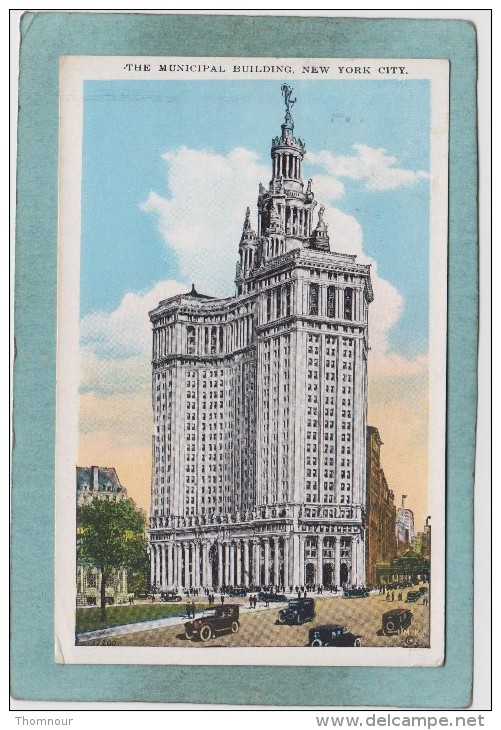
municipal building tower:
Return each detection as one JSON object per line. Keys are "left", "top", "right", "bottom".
{"left": 148, "top": 86, "right": 373, "bottom": 591}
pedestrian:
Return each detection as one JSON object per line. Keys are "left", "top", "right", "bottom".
{"left": 391, "top": 592, "right": 395, "bottom": 602}
{"left": 398, "top": 592, "right": 403, "bottom": 602}
{"left": 249, "top": 595, "right": 253, "bottom": 609}
{"left": 191, "top": 601, "right": 196, "bottom": 618}
{"left": 220, "top": 594, "right": 225, "bottom": 605}
{"left": 186, "top": 602, "right": 191, "bottom": 618}
{"left": 386, "top": 592, "right": 390, "bottom": 602}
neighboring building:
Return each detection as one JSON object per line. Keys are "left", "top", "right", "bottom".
{"left": 396, "top": 503, "right": 415, "bottom": 552}
{"left": 76, "top": 466, "right": 129, "bottom": 606}
{"left": 365, "top": 427, "right": 397, "bottom": 585}
{"left": 414, "top": 521, "right": 431, "bottom": 560}
{"left": 148, "top": 86, "right": 373, "bottom": 591}
{"left": 376, "top": 550, "right": 429, "bottom": 586}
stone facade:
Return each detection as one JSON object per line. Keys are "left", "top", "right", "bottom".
{"left": 148, "top": 86, "right": 373, "bottom": 591}
{"left": 365, "top": 427, "right": 397, "bottom": 585}
{"left": 76, "top": 466, "right": 128, "bottom": 606}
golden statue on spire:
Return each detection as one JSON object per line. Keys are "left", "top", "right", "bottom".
{"left": 281, "top": 84, "right": 297, "bottom": 115}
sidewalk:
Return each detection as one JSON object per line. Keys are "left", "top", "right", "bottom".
{"left": 75, "top": 601, "right": 285, "bottom": 643}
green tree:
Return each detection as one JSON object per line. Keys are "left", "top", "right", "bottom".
{"left": 77, "top": 498, "right": 147, "bottom": 620}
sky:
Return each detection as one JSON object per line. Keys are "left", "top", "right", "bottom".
{"left": 78, "top": 78, "right": 431, "bottom": 529}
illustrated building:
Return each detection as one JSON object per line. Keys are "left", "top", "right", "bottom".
{"left": 148, "top": 86, "right": 373, "bottom": 590}
{"left": 396, "top": 500, "right": 415, "bottom": 552}
{"left": 76, "top": 466, "right": 131, "bottom": 606}
{"left": 365, "top": 426, "right": 397, "bottom": 585}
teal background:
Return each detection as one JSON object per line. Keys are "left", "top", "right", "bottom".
{"left": 12, "top": 13, "right": 477, "bottom": 706}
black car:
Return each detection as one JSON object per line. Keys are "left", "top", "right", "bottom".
{"left": 228, "top": 587, "right": 247, "bottom": 597}
{"left": 405, "top": 591, "right": 422, "bottom": 603}
{"left": 160, "top": 591, "right": 182, "bottom": 603}
{"left": 184, "top": 604, "right": 240, "bottom": 642}
{"left": 382, "top": 608, "right": 413, "bottom": 636}
{"left": 309, "top": 625, "right": 362, "bottom": 647}
{"left": 278, "top": 598, "right": 315, "bottom": 625}
{"left": 257, "top": 592, "right": 287, "bottom": 603}
{"left": 343, "top": 588, "right": 370, "bottom": 598}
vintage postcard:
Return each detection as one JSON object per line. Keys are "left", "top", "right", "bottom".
{"left": 54, "top": 56, "right": 448, "bottom": 667}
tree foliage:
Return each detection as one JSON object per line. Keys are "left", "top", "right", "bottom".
{"left": 77, "top": 498, "right": 147, "bottom": 619}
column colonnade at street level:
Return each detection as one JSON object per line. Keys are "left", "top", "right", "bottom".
{"left": 149, "top": 532, "right": 365, "bottom": 591}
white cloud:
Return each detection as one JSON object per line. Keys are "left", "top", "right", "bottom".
{"left": 80, "top": 279, "right": 187, "bottom": 358}
{"left": 308, "top": 144, "right": 428, "bottom": 191}
{"left": 141, "top": 146, "right": 270, "bottom": 298}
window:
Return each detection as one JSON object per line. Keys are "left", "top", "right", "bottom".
{"left": 309, "top": 284, "right": 319, "bottom": 316}
{"left": 327, "top": 286, "right": 336, "bottom": 318}
{"left": 344, "top": 288, "right": 353, "bottom": 321}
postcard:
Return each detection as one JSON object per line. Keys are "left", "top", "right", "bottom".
{"left": 52, "top": 56, "right": 449, "bottom": 668}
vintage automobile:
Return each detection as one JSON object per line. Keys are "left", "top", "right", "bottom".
{"left": 405, "top": 590, "right": 422, "bottom": 603}
{"left": 159, "top": 590, "right": 182, "bottom": 603}
{"left": 184, "top": 604, "right": 240, "bottom": 642}
{"left": 418, "top": 586, "right": 429, "bottom": 594}
{"left": 277, "top": 598, "right": 315, "bottom": 625}
{"left": 257, "top": 592, "right": 288, "bottom": 603}
{"left": 308, "top": 625, "right": 362, "bottom": 647}
{"left": 342, "top": 588, "right": 370, "bottom": 599}
{"left": 382, "top": 608, "right": 413, "bottom": 636}
{"left": 227, "top": 587, "right": 247, "bottom": 597}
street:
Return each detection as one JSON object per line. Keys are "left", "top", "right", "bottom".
{"left": 108, "top": 591, "right": 430, "bottom": 648}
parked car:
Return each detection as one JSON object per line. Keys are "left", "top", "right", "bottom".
{"left": 159, "top": 591, "right": 182, "bottom": 603}
{"left": 406, "top": 591, "right": 422, "bottom": 603}
{"left": 343, "top": 588, "right": 370, "bottom": 598}
{"left": 184, "top": 604, "right": 240, "bottom": 642}
{"left": 278, "top": 598, "right": 315, "bottom": 625}
{"left": 382, "top": 608, "right": 413, "bottom": 636}
{"left": 418, "top": 586, "right": 428, "bottom": 594}
{"left": 228, "top": 587, "right": 247, "bottom": 597}
{"left": 134, "top": 591, "right": 150, "bottom": 600}
{"left": 308, "top": 625, "right": 362, "bottom": 647}
{"left": 257, "top": 592, "right": 288, "bottom": 603}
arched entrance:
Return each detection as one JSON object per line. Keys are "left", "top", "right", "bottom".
{"left": 340, "top": 562, "right": 349, "bottom": 587}
{"left": 322, "top": 562, "right": 334, "bottom": 587}
{"left": 305, "top": 562, "right": 316, "bottom": 586}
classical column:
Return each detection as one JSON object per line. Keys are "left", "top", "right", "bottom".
{"left": 150, "top": 544, "right": 155, "bottom": 589}
{"left": 160, "top": 543, "right": 167, "bottom": 589}
{"left": 183, "top": 542, "right": 190, "bottom": 588}
{"left": 253, "top": 540, "right": 261, "bottom": 585}
{"left": 243, "top": 540, "right": 250, "bottom": 586}
{"left": 263, "top": 539, "right": 270, "bottom": 586}
{"left": 229, "top": 542, "right": 235, "bottom": 586}
{"left": 299, "top": 535, "right": 305, "bottom": 587}
{"left": 155, "top": 544, "right": 161, "bottom": 588}
{"left": 236, "top": 541, "right": 242, "bottom": 586}
{"left": 283, "top": 536, "right": 290, "bottom": 589}
{"left": 334, "top": 536, "right": 340, "bottom": 588}
{"left": 273, "top": 537, "right": 280, "bottom": 587}
{"left": 350, "top": 538, "right": 357, "bottom": 587}
{"left": 167, "top": 542, "right": 173, "bottom": 589}
{"left": 317, "top": 536, "right": 323, "bottom": 588}
{"left": 201, "top": 542, "right": 208, "bottom": 587}
{"left": 292, "top": 533, "right": 300, "bottom": 587}
{"left": 193, "top": 542, "right": 200, "bottom": 588}
{"left": 217, "top": 542, "right": 223, "bottom": 589}
{"left": 224, "top": 542, "right": 230, "bottom": 585}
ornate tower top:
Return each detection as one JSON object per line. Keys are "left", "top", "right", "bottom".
{"left": 272, "top": 84, "right": 306, "bottom": 154}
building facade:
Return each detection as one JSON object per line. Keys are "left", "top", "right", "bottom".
{"left": 396, "top": 507, "right": 416, "bottom": 552}
{"left": 148, "top": 86, "right": 373, "bottom": 591}
{"left": 365, "top": 427, "right": 397, "bottom": 585}
{"left": 77, "top": 466, "right": 129, "bottom": 606}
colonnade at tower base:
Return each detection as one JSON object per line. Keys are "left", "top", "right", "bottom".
{"left": 149, "top": 511, "right": 366, "bottom": 591}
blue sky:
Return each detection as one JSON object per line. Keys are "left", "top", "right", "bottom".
{"left": 81, "top": 78, "right": 430, "bottom": 358}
